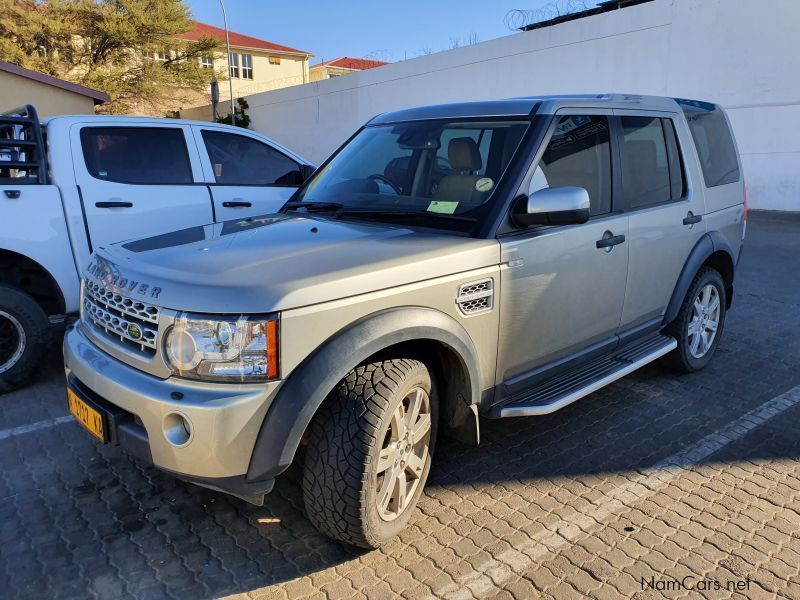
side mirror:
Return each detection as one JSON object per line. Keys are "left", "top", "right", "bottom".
{"left": 512, "top": 186, "right": 591, "bottom": 227}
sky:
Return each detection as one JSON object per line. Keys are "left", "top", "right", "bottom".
{"left": 184, "top": 0, "right": 602, "bottom": 65}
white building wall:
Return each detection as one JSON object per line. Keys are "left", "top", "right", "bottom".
{"left": 245, "top": 0, "right": 798, "bottom": 211}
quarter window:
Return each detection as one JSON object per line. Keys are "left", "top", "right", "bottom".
{"left": 532, "top": 115, "right": 612, "bottom": 216}
{"left": 201, "top": 131, "right": 302, "bottom": 186}
{"left": 80, "top": 128, "right": 193, "bottom": 185}
{"left": 241, "top": 54, "right": 253, "bottom": 79}
{"left": 620, "top": 116, "right": 671, "bottom": 209}
{"left": 677, "top": 100, "right": 740, "bottom": 188}
{"left": 229, "top": 52, "right": 239, "bottom": 78}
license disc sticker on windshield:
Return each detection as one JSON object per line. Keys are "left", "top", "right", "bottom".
{"left": 427, "top": 201, "right": 459, "bottom": 214}
{"left": 475, "top": 177, "right": 494, "bottom": 192}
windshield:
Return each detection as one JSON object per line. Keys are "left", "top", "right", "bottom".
{"left": 292, "top": 119, "right": 530, "bottom": 231}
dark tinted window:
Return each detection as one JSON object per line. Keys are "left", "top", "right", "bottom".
{"left": 677, "top": 100, "right": 740, "bottom": 187}
{"left": 81, "top": 127, "right": 193, "bottom": 184}
{"left": 201, "top": 131, "right": 302, "bottom": 186}
{"left": 620, "top": 116, "right": 671, "bottom": 208}
{"left": 533, "top": 115, "right": 612, "bottom": 215}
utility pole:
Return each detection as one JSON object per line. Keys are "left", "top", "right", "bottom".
{"left": 219, "top": 0, "right": 236, "bottom": 127}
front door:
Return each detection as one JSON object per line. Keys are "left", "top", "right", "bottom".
{"left": 496, "top": 113, "right": 629, "bottom": 387}
{"left": 72, "top": 124, "right": 213, "bottom": 250}
{"left": 192, "top": 126, "right": 305, "bottom": 222}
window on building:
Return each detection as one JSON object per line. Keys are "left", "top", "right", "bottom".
{"left": 620, "top": 116, "right": 672, "bottom": 209}
{"left": 201, "top": 56, "right": 213, "bottom": 69}
{"left": 155, "top": 49, "right": 170, "bottom": 63}
{"left": 268, "top": 56, "right": 281, "bottom": 65}
{"left": 229, "top": 52, "right": 239, "bottom": 78}
{"left": 201, "top": 131, "right": 303, "bottom": 186}
{"left": 532, "top": 115, "right": 612, "bottom": 216}
{"left": 80, "top": 127, "right": 193, "bottom": 185}
{"left": 241, "top": 54, "right": 253, "bottom": 79}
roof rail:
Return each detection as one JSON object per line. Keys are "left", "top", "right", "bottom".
{"left": 0, "top": 104, "right": 49, "bottom": 185}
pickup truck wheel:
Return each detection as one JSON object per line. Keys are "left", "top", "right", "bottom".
{"left": 663, "top": 267, "right": 727, "bottom": 373}
{"left": 0, "top": 285, "right": 50, "bottom": 394}
{"left": 302, "top": 359, "right": 438, "bottom": 549}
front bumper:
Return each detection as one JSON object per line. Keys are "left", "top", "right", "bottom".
{"left": 63, "top": 323, "right": 283, "bottom": 500}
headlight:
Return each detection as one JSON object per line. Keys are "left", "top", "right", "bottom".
{"left": 165, "top": 313, "right": 278, "bottom": 382}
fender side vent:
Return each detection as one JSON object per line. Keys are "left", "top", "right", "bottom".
{"left": 456, "top": 278, "right": 494, "bottom": 316}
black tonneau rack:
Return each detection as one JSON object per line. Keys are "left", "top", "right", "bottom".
{"left": 0, "top": 104, "right": 49, "bottom": 185}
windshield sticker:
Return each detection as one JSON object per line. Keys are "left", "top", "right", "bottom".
{"left": 475, "top": 177, "right": 494, "bottom": 193}
{"left": 427, "top": 200, "right": 459, "bottom": 214}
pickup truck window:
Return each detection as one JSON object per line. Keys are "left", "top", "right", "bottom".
{"left": 80, "top": 127, "right": 193, "bottom": 185}
{"left": 201, "top": 130, "right": 303, "bottom": 186}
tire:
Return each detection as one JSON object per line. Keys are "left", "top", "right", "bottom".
{"left": 663, "top": 267, "right": 727, "bottom": 373}
{"left": 302, "top": 359, "right": 438, "bottom": 549}
{"left": 0, "top": 285, "right": 50, "bottom": 394}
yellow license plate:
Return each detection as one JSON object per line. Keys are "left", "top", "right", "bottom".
{"left": 67, "top": 388, "right": 106, "bottom": 442}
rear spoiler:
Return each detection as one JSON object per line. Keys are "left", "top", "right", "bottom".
{"left": 0, "top": 104, "right": 48, "bottom": 185}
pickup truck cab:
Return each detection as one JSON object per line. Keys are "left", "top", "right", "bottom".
{"left": 0, "top": 105, "right": 313, "bottom": 391}
{"left": 64, "top": 94, "right": 745, "bottom": 548}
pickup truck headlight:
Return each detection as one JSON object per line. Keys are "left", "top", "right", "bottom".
{"left": 164, "top": 314, "right": 278, "bottom": 382}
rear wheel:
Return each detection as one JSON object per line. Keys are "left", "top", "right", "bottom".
{"left": 0, "top": 285, "right": 50, "bottom": 393}
{"left": 302, "top": 359, "right": 437, "bottom": 548}
{"left": 664, "top": 267, "right": 726, "bottom": 373}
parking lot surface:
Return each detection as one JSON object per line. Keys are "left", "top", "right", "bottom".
{"left": 1, "top": 211, "right": 799, "bottom": 600}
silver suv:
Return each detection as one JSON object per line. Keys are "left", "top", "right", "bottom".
{"left": 64, "top": 94, "right": 745, "bottom": 548}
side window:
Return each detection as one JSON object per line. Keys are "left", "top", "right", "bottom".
{"left": 201, "top": 131, "right": 302, "bottom": 186}
{"left": 534, "top": 115, "right": 612, "bottom": 216}
{"left": 677, "top": 100, "right": 739, "bottom": 187}
{"left": 80, "top": 127, "right": 193, "bottom": 184}
{"left": 620, "top": 116, "right": 671, "bottom": 209}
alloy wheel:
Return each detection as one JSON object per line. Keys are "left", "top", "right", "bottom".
{"left": 374, "top": 386, "right": 432, "bottom": 521}
{"left": 687, "top": 284, "right": 721, "bottom": 359}
{"left": 0, "top": 310, "right": 26, "bottom": 374}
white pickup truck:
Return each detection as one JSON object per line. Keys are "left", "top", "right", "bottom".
{"left": 0, "top": 105, "right": 314, "bottom": 392}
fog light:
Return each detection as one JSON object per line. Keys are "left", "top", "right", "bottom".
{"left": 163, "top": 412, "right": 192, "bottom": 447}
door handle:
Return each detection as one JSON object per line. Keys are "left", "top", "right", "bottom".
{"left": 222, "top": 200, "right": 252, "bottom": 208}
{"left": 683, "top": 212, "right": 702, "bottom": 226}
{"left": 95, "top": 201, "right": 133, "bottom": 208}
{"left": 4, "top": 190, "right": 20, "bottom": 199}
{"left": 596, "top": 234, "right": 626, "bottom": 249}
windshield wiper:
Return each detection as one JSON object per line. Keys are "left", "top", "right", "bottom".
{"left": 334, "top": 208, "right": 477, "bottom": 223}
{"left": 281, "top": 201, "right": 344, "bottom": 213}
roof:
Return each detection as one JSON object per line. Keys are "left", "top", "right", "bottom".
{"left": 0, "top": 61, "right": 109, "bottom": 104}
{"left": 368, "top": 94, "right": 684, "bottom": 125}
{"left": 519, "top": 0, "right": 654, "bottom": 31}
{"left": 182, "top": 21, "right": 312, "bottom": 56}
{"left": 310, "top": 57, "right": 390, "bottom": 71}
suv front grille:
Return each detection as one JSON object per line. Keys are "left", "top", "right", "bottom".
{"left": 82, "top": 279, "right": 159, "bottom": 356}
{"left": 456, "top": 278, "right": 494, "bottom": 316}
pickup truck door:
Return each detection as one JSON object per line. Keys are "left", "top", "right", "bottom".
{"left": 190, "top": 125, "right": 307, "bottom": 222}
{"left": 71, "top": 124, "right": 213, "bottom": 250}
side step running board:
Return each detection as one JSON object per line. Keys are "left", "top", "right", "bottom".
{"left": 495, "top": 334, "right": 677, "bottom": 418}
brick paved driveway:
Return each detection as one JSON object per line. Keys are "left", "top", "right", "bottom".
{"left": 2, "top": 212, "right": 799, "bottom": 600}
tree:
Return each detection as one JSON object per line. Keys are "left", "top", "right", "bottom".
{"left": 215, "top": 97, "right": 250, "bottom": 129}
{"left": 0, "top": 0, "right": 220, "bottom": 114}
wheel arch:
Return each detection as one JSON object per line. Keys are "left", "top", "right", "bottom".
{"left": 663, "top": 232, "right": 736, "bottom": 326}
{"left": 0, "top": 248, "right": 66, "bottom": 315}
{"left": 246, "top": 307, "right": 482, "bottom": 483}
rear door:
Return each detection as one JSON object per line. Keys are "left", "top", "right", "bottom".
{"left": 71, "top": 124, "right": 213, "bottom": 250}
{"left": 191, "top": 126, "right": 306, "bottom": 221}
{"left": 614, "top": 111, "right": 706, "bottom": 330}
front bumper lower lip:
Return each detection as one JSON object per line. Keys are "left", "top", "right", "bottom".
{"left": 63, "top": 323, "right": 282, "bottom": 501}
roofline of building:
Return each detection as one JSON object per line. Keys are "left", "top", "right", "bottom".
{"left": 0, "top": 60, "right": 109, "bottom": 104}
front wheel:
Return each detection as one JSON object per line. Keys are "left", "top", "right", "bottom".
{"left": 302, "top": 359, "right": 437, "bottom": 548}
{"left": 0, "top": 285, "right": 50, "bottom": 394}
{"left": 663, "top": 267, "right": 727, "bottom": 373}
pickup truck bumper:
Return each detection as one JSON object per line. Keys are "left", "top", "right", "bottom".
{"left": 63, "top": 323, "right": 282, "bottom": 503}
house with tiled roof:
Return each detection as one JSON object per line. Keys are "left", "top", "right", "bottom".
{"left": 309, "top": 57, "right": 390, "bottom": 82}
{"left": 175, "top": 20, "right": 314, "bottom": 114}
